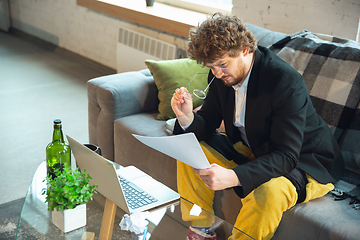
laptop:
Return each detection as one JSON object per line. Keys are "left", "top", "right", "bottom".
{"left": 66, "top": 135, "right": 180, "bottom": 214}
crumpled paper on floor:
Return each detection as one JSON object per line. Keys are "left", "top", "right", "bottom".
{"left": 119, "top": 211, "right": 150, "bottom": 234}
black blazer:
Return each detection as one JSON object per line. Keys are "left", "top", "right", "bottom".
{"left": 174, "top": 46, "right": 344, "bottom": 198}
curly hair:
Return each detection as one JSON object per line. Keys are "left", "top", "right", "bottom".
{"left": 187, "top": 13, "right": 257, "bottom": 65}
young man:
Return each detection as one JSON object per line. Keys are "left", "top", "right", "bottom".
{"left": 171, "top": 13, "right": 344, "bottom": 240}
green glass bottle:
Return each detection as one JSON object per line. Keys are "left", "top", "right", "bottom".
{"left": 46, "top": 119, "right": 71, "bottom": 179}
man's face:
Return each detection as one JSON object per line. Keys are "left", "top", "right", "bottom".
{"left": 205, "top": 48, "right": 251, "bottom": 87}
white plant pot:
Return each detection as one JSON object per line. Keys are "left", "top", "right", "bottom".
{"left": 52, "top": 204, "right": 87, "bottom": 233}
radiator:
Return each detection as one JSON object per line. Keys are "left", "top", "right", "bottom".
{"left": 116, "top": 26, "right": 177, "bottom": 73}
{"left": 0, "top": 0, "right": 10, "bottom": 32}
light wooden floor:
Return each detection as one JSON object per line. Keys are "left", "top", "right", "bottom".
{"left": 0, "top": 29, "right": 115, "bottom": 205}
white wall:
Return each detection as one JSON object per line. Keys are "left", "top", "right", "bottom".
{"left": 8, "top": 0, "right": 360, "bottom": 70}
{"left": 8, "top": 0, "right": 187, "bottom": 70}
{"left": 232, "top": 0, "right": 360, "bottom": 41}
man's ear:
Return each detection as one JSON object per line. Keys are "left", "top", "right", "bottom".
{"left": 242, "top": 47, "right": 250, "bottom": 56}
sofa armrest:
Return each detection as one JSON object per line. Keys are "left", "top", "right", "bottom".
{"left": 87, "top": 69, "right": 158, "bottom": 160}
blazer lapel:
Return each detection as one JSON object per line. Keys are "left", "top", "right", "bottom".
{"left": 245, "top": 49, "right": 262, "bottom": 149}
{"left": 224, "top": 87, "right": 235, "bottom": 141}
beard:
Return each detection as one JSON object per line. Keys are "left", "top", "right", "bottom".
{"left": 221, "top": 74, "right": 245, "bottom": 87}
{"left": 223, "top": 65, "right": 249, "bottom": 87}
{"left": 222, "top": 77, "right": 233, "bottom": 87}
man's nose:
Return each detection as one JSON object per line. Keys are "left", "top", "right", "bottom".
{"left": 211, "top": 67, "right": 227, "bottom": 78}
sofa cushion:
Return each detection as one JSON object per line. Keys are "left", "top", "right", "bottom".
{"left": 273, "top": 186, "right": 360, "bottom": 240}
{"left": 269, "top": 31, "right": 360, "bottom": 173}
{"left": 145, "top": 58, "right": 210, "bottom": 120}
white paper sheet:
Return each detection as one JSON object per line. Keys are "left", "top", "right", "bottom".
{"left": 132, "top": 133, "right": 211, "bottom": 169}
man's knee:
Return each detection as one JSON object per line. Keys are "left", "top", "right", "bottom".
{"left": 248, "top": 177, "right": 298, "bottom": 210}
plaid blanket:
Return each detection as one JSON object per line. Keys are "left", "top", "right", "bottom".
{"left": 269, "top": 31, "right": 360, "bottom": 173}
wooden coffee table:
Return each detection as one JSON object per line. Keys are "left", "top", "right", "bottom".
{"left": 15, "top": 161, "right": 253, "bottom": 239}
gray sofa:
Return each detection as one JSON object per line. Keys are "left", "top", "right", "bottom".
{"left": 87, "top": 23, "right": 360, "bottom": 239}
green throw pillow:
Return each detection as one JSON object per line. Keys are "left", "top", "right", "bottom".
{"left": 145, "top": 58, "right": 210, "bottom": 120}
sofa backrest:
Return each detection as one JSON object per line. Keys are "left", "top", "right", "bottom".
{"left": 246, "top": 23, "right": 287, "bottom": 48}
{"left": 268, "top": 30, "right": 360, "bottom": 174}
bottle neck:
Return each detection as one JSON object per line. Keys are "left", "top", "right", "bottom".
{"left": 53, "top": 124, "right": 64, "bottom": 142}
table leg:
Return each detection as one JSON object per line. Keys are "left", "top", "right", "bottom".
{"left": 81, "top": 232, "right": 95, "bottom": 240}
{"left": 99, "top": 198, "right": 117, "bottom": 240}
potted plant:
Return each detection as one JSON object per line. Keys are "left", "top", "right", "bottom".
{"left": 42, "top": 167, "right": 98, "bottom": 233}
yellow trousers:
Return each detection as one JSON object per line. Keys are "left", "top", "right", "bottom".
{"left": 177, "top": 141, "right": 334, "bottom": 240}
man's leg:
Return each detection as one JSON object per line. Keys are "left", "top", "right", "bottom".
{"left": 231, "top": 174, "right": 334, "bottom": 240}
{"left": 177, "top": 160, "right": 215, "bottom": 227}
{"left": 231, "top": 176, "right": 298, "bottom": 240}
{"left": 177, "top": 140, "right": 251, "bottom": 228}
{"left": 177, "top": 135, "right": 334, "bottom": 240}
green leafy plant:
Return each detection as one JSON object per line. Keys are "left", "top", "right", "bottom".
{"left": 42, "top": 167, "right": 98, "bottom": 211}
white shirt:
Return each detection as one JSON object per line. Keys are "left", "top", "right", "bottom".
{"left": 232, "top": 64, "right": 253, "bottom": 147}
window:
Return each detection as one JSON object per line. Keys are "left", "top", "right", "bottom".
{"left": 157, "top": 0, "right": 232, "bottom": 14}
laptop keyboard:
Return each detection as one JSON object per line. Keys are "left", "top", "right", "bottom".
{"left": 118, "top": 175, "right": 158, "bottom": 210}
